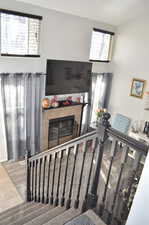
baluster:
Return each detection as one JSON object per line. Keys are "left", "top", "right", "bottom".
{"left": 66, "top": 144, "right": 78, "bottom": 209}
{"left": 54, "top": 151, "right": 63, "bottom": 206}
{"left": 38, "top": 157, "right": 43, "bottom": 202}
{"left": 26, "top": 149, "right": 31, "bottom": 202}
{"left": 82, "top": 138, "right": 97, "bottom": 212}
{"left": 46, "top": 154, "right": 52, "bottom": 204}
{"left": 107, "top": 145, "right": 129, "bottom": 225}
{"left": 61, "top": 147, "right": 70, "bottom": 206}
{"left": 74, "top": 141, "right": 87, "bottom": 209}
{"left": 50, "top": 152, "right": 57, "bottom": 205}
{"left": 118, "top": 150, "right": 143, "bottom": 225}
{"left": 88, "top": 112, "right": 111, "bottom": 209}
{"left": 31, "top": 160, "right": 35, "bottom": 201}
{"left": 42, "top": 155, "right": 47, "bottom": 203}
{"left": 126, "top": 151, "right": 142, "bottom": 211}
{"left": 34, "top": 159, "right": 38, "bottom": 202}
{"left": 99, "top": 139, "right": 118, "bottom": 216}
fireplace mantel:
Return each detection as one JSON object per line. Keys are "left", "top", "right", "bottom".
{"left": 42, "top": 104, "right": 84, "bottom": 150}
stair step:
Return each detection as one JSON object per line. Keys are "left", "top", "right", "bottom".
{"left": 82, "top": 210, "right": 106, "bottom": 225}
{"left": 44, "top": 208, "right": 80, "bottom": 225}
{"left": 0, "top": 204, "right": 50, "bottom": 225}
{"left": 24, "top": 206, "right": 66, "bottom": 225}
{"left": 12, "top": 204, "right": 51, "bottom": 225}
{"left": 0, "top": 202, "right": 35, "bottom": 221}
{"left": 62, "top": 210, "right": 106, "bottom": 225}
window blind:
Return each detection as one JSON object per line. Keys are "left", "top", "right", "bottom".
{"left": 0, "top": 11, "right": 41, "bottom": 56}
{"left": 89, "top": 28, "right": 114, "bottom": 62}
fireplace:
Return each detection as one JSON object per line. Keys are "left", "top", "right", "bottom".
{"left": 48, "top": 116, "right": 75, "bottom": 148}
{"left": 42, "top": 104, "right": 83, "bottom": 150}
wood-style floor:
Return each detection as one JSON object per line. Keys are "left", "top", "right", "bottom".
{"left": 0, "top": 164, "right": 23, "bottom": 213}
{"left": 2, "top": 160, "right": 26, "bottom": 201}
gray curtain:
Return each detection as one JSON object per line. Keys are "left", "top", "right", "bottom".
{"left": 81, "top": 92, "right": 89, "bottom": 134}
{"left": 99, "top": 73, "right": 113, "bottom": 108}
{"left": 90, "top": 72, "right": 113, "bottom": 124}
{"left": 0, "top": 73, "right": 45, "bottom": 161}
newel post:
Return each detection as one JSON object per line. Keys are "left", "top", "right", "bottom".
{"left": 26, "top": 148, "right": 31, "bottom": 202}
{"left": 88, "top": 112, "right": 111, "bottom": 209}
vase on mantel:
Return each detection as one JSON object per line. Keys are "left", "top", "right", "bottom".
{"left": 95, "top": 108, "right": 107, "bottom": 127}
{"left": 96, "top": 116, "right": 102, "bottom": 127}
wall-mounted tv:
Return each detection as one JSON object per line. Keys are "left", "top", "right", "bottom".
{"left": 46, "top": 59, "right": 92, "bottom": 95}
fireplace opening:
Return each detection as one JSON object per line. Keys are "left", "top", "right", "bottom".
{"left": 48, "top": 115, "right": 75, "bottom": 148}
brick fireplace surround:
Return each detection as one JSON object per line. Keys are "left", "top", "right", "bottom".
{"left": 42, "top": 104, "right": 83, "bottom": 150}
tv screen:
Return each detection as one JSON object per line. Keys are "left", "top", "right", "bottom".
{"left": 46, "top": 59, "right": 92, "bottom": 95}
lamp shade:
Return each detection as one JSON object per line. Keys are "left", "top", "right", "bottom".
{"left": 144, "top": 92, "right": 149, "bottom": 111}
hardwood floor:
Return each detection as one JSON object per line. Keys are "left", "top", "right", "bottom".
{"left": 0, "top": 164, "right": 23, "bottom": 213}
{"left": 2, "top": 160, "right": 26, "bottom": 201}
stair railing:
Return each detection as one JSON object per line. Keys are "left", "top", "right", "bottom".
{"left": 26, "top": 113, "right": 149, "bottom": 225}
{"left": 95, "top": 114, "right": 148, "bottom": 225}
{"left": 26, "top": 128, "right": 98, "bottom": 208}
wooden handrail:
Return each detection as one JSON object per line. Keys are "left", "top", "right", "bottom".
{"left": 29, "top": 130, "right": 97, "bottom": 161}
{"left": 29, "top": 126, "right": 149, "bottom": 161}
{"left": 107, "top": 127, "right": 149, "bottom": 154}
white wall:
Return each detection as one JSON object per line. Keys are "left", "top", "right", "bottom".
{"left": 0, "top": 0, "right": 115, "bottom": 74}
{"left": 126, "top": 151, "right": 149, "bottom": 225}
{"left": 109, "top": 13, "right": 149, "bottom": 121}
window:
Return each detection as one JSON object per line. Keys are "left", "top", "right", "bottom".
{"left": 89, "top": 28, "right": 114, "bottom": 62}
{"left": 0, "top": 9, "right": 42, "bottom": 57}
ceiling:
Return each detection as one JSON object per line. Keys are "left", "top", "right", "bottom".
{"left": 17, "top": 0, "right": 149, "bottom": 26}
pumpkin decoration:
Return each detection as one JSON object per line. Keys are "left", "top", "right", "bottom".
{"left": 42, "top": 98, "right": 50, "bottom": 108}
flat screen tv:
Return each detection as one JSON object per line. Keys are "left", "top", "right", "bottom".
{"left": 46, "top": 59, "right": 92, "bottom": 95}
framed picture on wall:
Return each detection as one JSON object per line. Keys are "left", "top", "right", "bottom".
{"left": 130, "top": 78, "right": 146, "bottom": 99}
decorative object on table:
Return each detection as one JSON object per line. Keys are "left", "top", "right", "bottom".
{"left": 66, "top": 96, "right": 72, "bottom": 102}
{"left": 95, "top": 108, "right": 107, "bottom": 125}
{"left": 42, "top": 98, "right": 50, "bottom": 109}
{"left": 143, "top": 121, "right": 149, "bottom": 134}
{"left": 112, "top": 113, "right": 131, "bottom": 134}
{"left": 80, "top": 95, "right": 84, "bottom": 103}
{"left": 131, "top": 121, "right": 139, "bottom": 133}
{"left": 52, "top": 101, "right": 59, "bottom": 108}
{"left": 130, "top": 78, "right": 146, "bottom": 99}
{"left": 61, "top": 96, "right": 72, "bottom": 106}
{"left": 143, "top": 121, "right": 149, "bottom": 137}
{"left": 63, "top": 100, "right": 70, "bottom": 106}
{"left": 72, "top": 96, "right": 81, "bottom": 103}
{"left": 51, "top": 96, "right": 59, "bottom": 108}
{"left": 131, "top": 120, "right": 145, "bottom": 134}
{"left": 144, "top": 92, "right": 149, "bottom": 110}
{"left": 72, "top": 96, "right": 76, "bottom": 102}
{"left": 76, "top": 97, "right": 81, "bottom": 103}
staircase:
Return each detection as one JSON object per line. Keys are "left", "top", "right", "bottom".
{"left": 1, "top": 113, "right": 148, "bottom": 225}
{"left": 0, "top": 202, "right": 105, "bottom": 225}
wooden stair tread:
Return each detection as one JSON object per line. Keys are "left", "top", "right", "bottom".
{"left": 0, "top": 202, "right": 35, "bottom": 221}
{"left": 43, "top": 208, "right": 80, "bottom": 225}
{"left": 24, "top": 206, "right": 65, "bottom": 225}
{"left": 0, "top": 204, "right": 50, "bottom": 225}
{"left": 83, "top": 210, "right": 106, "bottom": 225}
